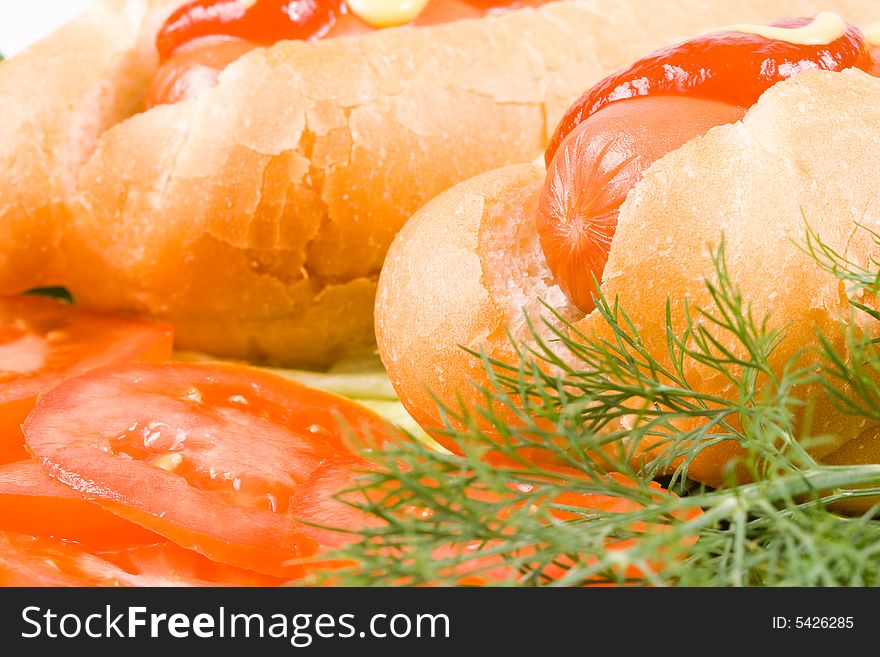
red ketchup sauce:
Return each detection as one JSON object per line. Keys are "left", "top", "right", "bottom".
{"left": 148, "top": 0, "right": 543, "bottom": 107}
{"left": 537, "top": 15, "right": 876, "bottom": 313}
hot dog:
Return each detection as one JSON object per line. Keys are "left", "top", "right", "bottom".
{"left": 0, "top": 0, "right": 549, "bottom": 304}
{"left": 375, "top": 12, "right": 880, "bottom": 503}
{"left": 0, "top": 0, "right": 539, "bottom": 301}
{"left": 8, "top": 0, "right": 866, "bottom": 369}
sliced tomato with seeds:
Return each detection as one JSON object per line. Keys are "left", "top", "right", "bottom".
{"left": 0, "top": 532, "right": 285, "bottom": 587}
{"left": 0, "top": 295, "right": 173, "bottom": 463}
{"left": 23, "top": 362, "right": 399, "bottom": 578}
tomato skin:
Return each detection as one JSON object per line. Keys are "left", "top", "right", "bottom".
{"left": 0, "top": 398, "right": 33, "bottom": 464}
{"left": 0, "top": 532, "right": 285, "bottom": 586}
{"left": 0, "top": 461, "right": 160, "bottom": 548}
{"left": 23, "top": 362, "right": 397, "bottom": 578}
{"left": 546, "top": 17, "right": 872, "bottom": 165}
{"left": 0, "top": 296, "right": 173, "bottom": 405}
{"left": 293, "top": 452, "right": 700, "bottom": 585}
{"left": 0, "top": 296, "right": 173, "bottom": 463}
{"left": 0, "top": 459, "right": 285, "bottom": 586}
{"left": 289, "top": 455, "right": 380, "bottom": 549}
{"left": 537, "top": 95, "right": 745, "bottom": 312}
{"left": 104, "top": 541, "right": 287, "bottom": 586}
{"left": 0, "top": 533, "right": 110, "bottom": 586}
{"left": 451, "top": 472, "right": 701, "bottom": 585}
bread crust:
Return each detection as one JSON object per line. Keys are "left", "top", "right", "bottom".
{"left": 0, "top": 0, "right": 188, "bottom": 293}
{"left": 65, "top": 0, "right": 877, "bottom": 367}
{"left": 376, "top": 68, "right": 880, "bottom": 498}
{"left": 377, "top": 162, "right": 563, "bottom": 433}
{"left": 578, "top": 68, "right": 880, "bottom": 480}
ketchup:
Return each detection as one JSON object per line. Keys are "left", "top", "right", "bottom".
{"left": 156, "top": 0, "right": 343, "bottom": 62}
{"left": 537, "top": 15, "right": 877, "bottom": 314}
{"left": 148, "top": 0, "right": 541, "bottom": 107}
{"left": 546, "top": 16, "right": 873, "bottom": 165}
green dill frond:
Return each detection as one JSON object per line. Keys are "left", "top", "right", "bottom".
{"left": 314, "top": 233, "right": 880, "bottom": 587}
{"left": 804, "top": 221, "right": 880, "bottom": 297}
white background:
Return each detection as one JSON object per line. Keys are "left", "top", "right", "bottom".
{"left": 0, "top": 0, "right": 92, "bottom": 57}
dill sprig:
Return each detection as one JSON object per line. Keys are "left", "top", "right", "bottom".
{"left": 314, "top": 232, "right": 880, "bottom": 587}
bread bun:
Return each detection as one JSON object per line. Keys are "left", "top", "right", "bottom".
{"left": 64, "top": 0, "right": 871, "bottom": 368}
{"left": 579, "top": 68, "right": 880, "bottom": 480}
{"left": 375, "top": 69, "right": 880, "bottom": 491}
{"left": 376, "top": 162, "right": 579, "bottom": 434}
{"left": 0, "top": 0, "right": 187, "bottom": 293}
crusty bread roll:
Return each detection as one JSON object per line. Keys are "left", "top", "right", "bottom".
{"left": 376, "top": 162, "right": 576, "bottom": 433}
{"left": 63, "top": 0, "right": 878, "bottom": 368}
{"left": 579, "top": 68, "right": 880, "bottom": 479}
{"left": 0, "top": 0, "right": 188, "bottom": 294}
{"left": 375, "top": 69, "right": 880, "bottom": 492}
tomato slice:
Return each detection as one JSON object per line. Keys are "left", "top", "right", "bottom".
{"left": 105, "top": 540, "right": 287, "bottom": 586}
{"left": 0, "top": 461, "right": 284, "bottom": 585}
{"left": 441, "top": 472, "right": 699, "bottom": 585}
{"left": 289, "top": 455, "right": 381, "bottom": 549}
{"left": 0, "top": 461, "right": 159, "bottom": 548}
{"left": 291, "top": 453, "right": 700, "bottom": 585}
{"left": 23, "top": 362, "right": 398, "bottom": 578}
{"left": 0, "top": 533, "right": 126, "bottom": 586}
{"left": 537, "top": 95, "right": 745, "bottom": 313}
{"left": 0, "top": 296, "right": 173, "bottom": 463}
{"left": 0, "top": 532, "right": 284, "bottom": 586}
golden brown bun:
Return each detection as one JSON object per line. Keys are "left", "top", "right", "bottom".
{"left": 0, "top": 0, "right": 188, "bottom": 293}
{"left": 64, "top": 0, "right": 873, "bottom": 368}
{"left": 375, "top": 69, "right": 880, "bottom": 491}
{"left": 376, "top": 162, "right": 580, "bottom": 435}
{"left": 575, "top": 68, "right": 880, "bottom": 481}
